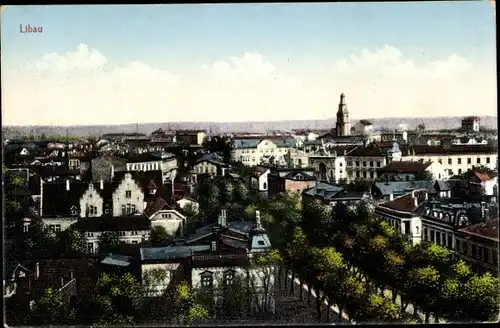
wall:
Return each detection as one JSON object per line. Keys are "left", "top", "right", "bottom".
{"left": 142, "top": 263, "right": 180, "bottom": 297}
{"left": 42, "top": 217, "right": 78, "bottom": 232}
{"left": 150, "top": 210, "right": 185, "bottom": 236}
{"left": 403, "top": 153, "right": 497, "bottom": 176}
{"left": 284, "top": 180, "right": 316, "bottom": 196}
{"left": 112, "top": 174, "right": 145, "bottom": 216}
{"left": 85, "top": 230, "right": 150, "bottom": 253}
{"left": 79, "top": 184, "right": 104, "bottom": 217}
{"left": 194, "top": 161, "right": 218, "bottom": 175}
{"left": 176, "top": 199, "right": 199, "bottom": 213}
{"left": 346, "top": 156, "right": 387, "bottom": 182}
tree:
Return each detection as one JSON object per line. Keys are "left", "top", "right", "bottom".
{"left": 406, "top": 266, "right": 441, "bottom": 323}
{"left": 302, "top": 200, "right": 333, "bottom": 247}
{"left": 250, "top": 249, "right": 282, "bottom": 316}
{"left": 30, "top": 287, "right": 65, "bottom": 325}
{"left": 150, "top": 226, "right": 171, "bottom": 246}
{"left": 461, "top": 272, "right": 500, "bottom": 322}
{"left": 196, "top": 180, "right": 221, "bottom": 220}
{"left": 233, "top": 180, "right": 250, "bottom": 205}
{"left": 172, "top": 281, "right": 209, "bottom": 324}
{"left": 356, "top": 292, "right": 399, "bottom": 323}
{"left": 213, "top": 273, "right": 253, "bottom": 319}
{"left": 415, "top": 170, "right": 435, "bottom": 181}
{"left": 98, "top": 231, "right": 121, "bottom": 253}
{"left": 57, "top": 227, "right": 89, "bottom": 258}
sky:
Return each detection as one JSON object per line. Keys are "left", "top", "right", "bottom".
{"left": 1, "top": 2, "right": 497, "bottom": 126}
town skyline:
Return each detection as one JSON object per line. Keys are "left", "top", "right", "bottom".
{"left": 1, "top": 3, "right": 497, "bottom": 126}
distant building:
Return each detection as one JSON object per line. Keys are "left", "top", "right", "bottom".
{"left": 462, "top": 116, "right": 480, "bottom": 132}
{"left": 267, "top": 168, "right": 317, "bottom": 197}
{"left": 175, "top": 130, "right": 206, "bottom": 146}
{"left": 352, "top": 120, "right": 374, "bottom": 135}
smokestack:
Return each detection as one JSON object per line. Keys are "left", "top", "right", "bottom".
{"left": 66, "top": 179, "right": 70, "bottom": 191}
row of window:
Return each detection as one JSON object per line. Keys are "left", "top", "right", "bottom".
{"left": 456, "top": 239, "right": 498, "bottom": 265}
{"left": 200, "top": 270, "right": 236, "bottom": 288}
{"left": 129, "top": 162, "right": 160, "bottom": 171}
{"left": 48, "top": 224, "right": 62, "bottom": 233}
{"left": 351, "top": 171, "right": 376, "bottom": 179}
{"left": 348, "top": 161, "right": 382, "bottom": 168}
{"left": 87, "top": 239, "right": 141, "bottom": 253}
{"left": 121, "top": 204, "right": 137, "bottom": 216}
{"left": 423, "top": 227, "right": 454, "bottom": 250}
{"left": 239, "top": 148, "right": 287, "bottom": 154}
{"left": 441, "top": 157, "right": 491, "bottom": 165}
{"left": 197, "top": 166, "right": 216, "bottom": 174}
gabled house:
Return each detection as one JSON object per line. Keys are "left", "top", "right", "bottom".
{"left": 192, "top": 152, "right": 229, "bottom": 178}
{"left": 267, "top": 168, "right": 317, "bottom": 198}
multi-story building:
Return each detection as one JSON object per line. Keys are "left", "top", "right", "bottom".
{"left": 231, "top": 137, "right": 297, "bottom": 167}
{"left": 192, "top": 152, "right": 229, "bottom": 177}
{"left": 375, "top": 189, "right": 427, "bottom": 246}
{"left": 346, "top": 143, "right": 498, "bottom": 182}
{"left": 175, "top": 130, "right": 206, "bottom": 147}
{"left": 461, "top": 116, "right": 480, "bottom": 132}
{"left": 122, "top": 152, "right": 178, "bottom": 184}
{"left": 455, "top": 218, "right": 498, "bottom": 274}
{"left": 377, "top": 160, "right": 448, "bottom": 182}
{"left": 303, "top": 182, "right": 371, "bottom": 207}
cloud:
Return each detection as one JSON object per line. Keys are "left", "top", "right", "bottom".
{"left": 2, "top": 44, "right": 496, "bottom": 126}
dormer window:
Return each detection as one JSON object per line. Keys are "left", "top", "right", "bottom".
{"left": 70, "top": 205, "right": 78, "bottom": 215}
{"left": 125, "top": 190, "right": 132, "bottom": 199}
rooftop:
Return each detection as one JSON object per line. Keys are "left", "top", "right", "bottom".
{"left": 457, "top": 218, "right": 498, "bottom": 241}
{"left": 378, "top": 161, "right": 432, "bottom": 174}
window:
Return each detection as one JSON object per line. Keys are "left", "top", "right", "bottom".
{"left": 438, "top": 159, "right": 442, "bottom": 164}
{"left": 356, "top": 172, "right": 360, "bottom": 178}
{"left": 121, "top": 205, "right": 126, "bottom": 216}
{"left": 436, "top": 232, "right": 441, "bottom": 245}
{"left": 55, "top": 225, "right": 61, "bottom": 232}
{"left": 340, "top": 162, "right": 343, "bottom": 167}
{"left": 457, "top": 158, "right": 462, "bottom": 165}
{"left": 370, "top": 172, "right": 374, "bottom": 179}
{"left": 355, "top": 161, "right": 360, "bottom": 167}
{"left": 363, "top": 161, "right": 367, "bottom": 167}
{"left": 87, "top": 232, "right": 94, "bottom": 237}
{"left": 462, "top": 241, "right": 468, "bottom": 255}
{"left": 477, "top": 158, "right": 481, "bottom": 164}
{"left": 447, "top": 235, "right": 453, "bottom": 249}
{"left": 430, "top": 230, "right": 435, "bottom": 242}
{"left": 424, "top": 228, "right": 428, "bottom": 241}
{"left": 362, "top": 171, "right": 367, "bottom": 178}
{"left": 126, "top": 204, "right": 131, "bottom": 214}
{"left": 456, "top": 240, "right": 461, "bottom": 252}
{"left": 492, "top": 250, "right": 498, "bottom": 265}
{"left": 486, "top": 157, "right": 491, "bottom": 164}
{"left": 467, "top": 158, "right": 471, "bottom": 164}
{"left": 458, "top": 169, "right": 462, "bottom": 174}
{"left": 131, "top": 205, "right": 136, "bottom": 214}
{"left": 201, "top": 272, "right": 214, "bottom": 288}
{"left": 472, "top": 244, "right": 477, "bottom": 259}
{"left": 223, "top": 270, "right": 236, "bottom": 286}
{"left": 49, "top": 225, "right": 55, "bottom": 232}
{"left": 448, "top": 158, "right": 452, "bottom": 165}
{"left": 125, "top": 190, "right": 132, "bottom": 198}
{"left": 377, "top": 162, "right": 381, "bottom": 167}
{"left": 87, "top": 243, "right": 94, "bottom": 253}
{"left": 483, "top": 248, "right": 489, "bottom": 263}
{"left": 369, "top": 161, "right": 373, "bottom": 167}
{"left": 347, "top": 161, "right": 352, "bottom": 166}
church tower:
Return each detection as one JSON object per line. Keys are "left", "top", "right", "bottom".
{"left": 335, "top": 93, "right": 351, "bottom": 137}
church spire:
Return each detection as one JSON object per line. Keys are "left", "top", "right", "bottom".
{"left": 340, "top": 93, "right": 346, "bottom": 105}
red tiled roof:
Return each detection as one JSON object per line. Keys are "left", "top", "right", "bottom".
{"left": 378, "top": 161, "right": 432, "bottom": 174}
{"left": 378, "top": 190, "right": 427, "bottom": 213}
{"left": 474, "top": 172, "right": 492, "bottom": 182}
{"left": 458, "top": 218, "right": 499, "bottom": 241}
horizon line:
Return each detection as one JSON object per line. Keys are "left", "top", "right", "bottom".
{"left": 2, "top": 115, "right": 498, "bottom": 129}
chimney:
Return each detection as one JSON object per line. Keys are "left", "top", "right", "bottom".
{"left": 389, "top": 193, "right": 394, "bottom": 201}
{"left": 35, "top": 262, "right": 40, "bottom": 279}
{"left": 40, "top": 179, "right": 44, "bottom": 217}
{"left": 61, "top": 277, "right": 64, "bottom": 288}
{"left": 210, "top": 240, "right": 216, "bottom": 252}
{"left": 414, "top": 196, "right": 419, "bottom": 208}
{"left": 100, "top": 179, "right": 104, "bottom": 190}
{"left": 66, "top": 179, "right": 70, "bottom": 191}
{"left": 255, "top": 210, "right": 262, "bottom": 229}
{"left": 110, "top": 165, "right": 115, "bottom": 179}
{"left": 70, "top": 270, "right": 74, "bottom": 280}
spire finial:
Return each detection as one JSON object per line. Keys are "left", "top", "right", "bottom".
{"left": 339, "top": 93, "right": 346, "bottom": 105}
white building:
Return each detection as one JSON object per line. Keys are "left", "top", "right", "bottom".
{"left": 231, "top": 137, "right": 297, "bottom": 167}
{"left": 125, "top": 153, "right": 178, "bottom": 184}
{"left": 375, "top": 189, "right": 428, "bottom": 246}
{"left": 250, "top": 167, "right": 271, "bottom": 192}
